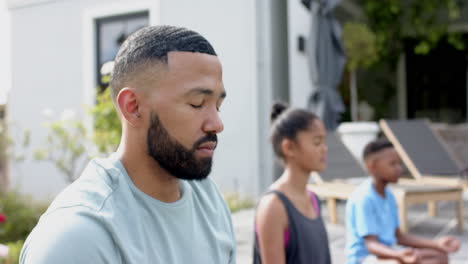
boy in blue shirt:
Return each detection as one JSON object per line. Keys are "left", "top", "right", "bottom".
{"left": 345, "top": 139, "right": 460, "bottom": 264}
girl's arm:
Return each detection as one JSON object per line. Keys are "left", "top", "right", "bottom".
{"left": 255, "top": 195, "right": 288, "bottom": 264}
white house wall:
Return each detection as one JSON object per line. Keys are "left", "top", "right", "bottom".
{"left": 9, "top": 0, "right": 107, "bottom": 200}
{"left": 287, "top": 0, "right": 315, "bottom": 108}
{"left": 8, "top": 0, "right": 259, "bottom": 200}
{"left": 159, "top": 0, "right": 259, "bottom": 197}
{"left": 0, "top": 0, "right": 11, "bottom": 105}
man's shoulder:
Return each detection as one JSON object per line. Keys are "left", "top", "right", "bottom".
{"left": 20, "top": 156, "right": 133, "bottom": 264}
{"left": 21, "top": 206, "right": 118, "bottom": 263}
{"left": 30, "top": 206, "right": 108, "bottom": 237}
{"left": 47, "top": 157, "right": 124, "bottom": 213}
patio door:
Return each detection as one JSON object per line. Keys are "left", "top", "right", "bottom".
{"left": 406, "top": 38, "right": 467, "bottom": 123}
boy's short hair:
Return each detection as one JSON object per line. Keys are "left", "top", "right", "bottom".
{"left": 362, "top": 138, "right": 394, "bottom": 161}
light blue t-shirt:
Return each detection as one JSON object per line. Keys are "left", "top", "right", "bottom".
{"left": 20, "top": 154, "right": 236, "bottom": 264}
{"left": 345, "top": 179, "right": 399, "bottom": 264}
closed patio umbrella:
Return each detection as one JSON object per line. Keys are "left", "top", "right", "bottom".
{"left": 304, "top": 0, "right": 346, "bottom": 131}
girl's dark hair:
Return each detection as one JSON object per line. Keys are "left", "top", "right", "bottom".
{"left": 270, "top": 102, "right": 319, "bottom": 159}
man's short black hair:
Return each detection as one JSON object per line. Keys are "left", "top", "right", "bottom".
{"left": 110, "top": 25, "right": 217, "bottom": 100}
{"left": 362, "top": 138, "right": 394, "bottom": 161}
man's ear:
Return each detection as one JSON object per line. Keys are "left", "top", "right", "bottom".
{"left": 117, "top": 87, "right": 142, "bottom": 126}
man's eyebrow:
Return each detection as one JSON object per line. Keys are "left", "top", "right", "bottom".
{"left": 185, "top": 88, "right": 227, "bottom": 98}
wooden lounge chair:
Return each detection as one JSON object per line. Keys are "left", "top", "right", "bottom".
{"left": 379, "top": 119, "right": 468, "bottom": 190}
{"left": 308, "top": 132, "right": 464, "bottom": 233}
{"left": 432, "top": 123, "right": 468, "bottom": 178}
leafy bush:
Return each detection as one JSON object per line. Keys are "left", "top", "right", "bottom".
{"left": 224, "top": 193, "right": 254, "bottom": 213}
{"left": 34, "top": 117, "right": 91, "bottom": 183}
{"left": 362, "top": 0, "right": 464, "bottom": 63}
{"left": 0, "top": 191, "right": 47, "bottom": 244}
{"left": 35, "top": 89, "right": 120, "bottom": 183}
{"left": 88, "top": 88, "right": 121, "bottom": 154}
{"left": 0, "top": 240, "right": 24, "bottom": 264}
{"left": 342, "top": 22, "right": 378, "bottom": 71}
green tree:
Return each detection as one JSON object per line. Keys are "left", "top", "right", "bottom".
{"left": 342, "top": 22, "right": 378, "bottom": 121}
{"left": 34, "top": 116, "right": 90, "bottom": 183}
{"left": 0, "top": 120, "right": 30, "bottom": 193}
{"left": 361, "top": 0, "right": 464, "bottom": 64}
{"left": 0, "top": 121, "right": 30, "bottom": 164}
{"left": 89, "top": 88, "right": 121, "bottom": 154}
{"left": 89, "top": 62, "right": 121, "bottom": 154}
{"left": 342, "top": 0, "right": 466, "bottom": 119}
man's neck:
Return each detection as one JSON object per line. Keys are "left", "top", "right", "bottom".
{"left": 117, "top": 149, "right": 182, "bottom": 203}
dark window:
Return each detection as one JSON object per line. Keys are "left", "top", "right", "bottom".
{"left": 95, "top": 12, "right": 149, "bottom": 92}
{"left": 406, "top": 38, "right": 467, "bottom": 123}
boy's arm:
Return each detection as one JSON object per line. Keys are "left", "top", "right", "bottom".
{"left": 396, "top": 229, "right": 459, "bottom": 253}
{"left": 365, "top": 235, "right": 418, "bottom": 263}
{"left": 396, "top": 228, "right": 438, "bottom": 249}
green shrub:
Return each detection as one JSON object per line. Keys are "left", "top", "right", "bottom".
{"left": 89, "top": 88, "right": 121, "bottom": 154}
{"left": 0, "top": 191, "right": 47, "bottom": 244}
{"left": 224, "top": 193, "right": 254, "bottom": 213}
{"left": 0, "top": 240, "right": 24, "bottom": 264}
{"left": 34, "top": 118, "right": 91, "bottom": 183}
{"left": 342, "top": 22, "right": 378, "bottom": 71}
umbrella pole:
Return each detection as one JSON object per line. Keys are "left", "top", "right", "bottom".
{"left": 350, "top": 69, "right": 358, "bottom": 121}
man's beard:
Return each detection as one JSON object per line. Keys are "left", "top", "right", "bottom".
{"left": 147, "top": 112, "right": 217, "bottom": 181}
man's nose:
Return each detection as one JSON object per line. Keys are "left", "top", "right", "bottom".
{"left": 202, "top": 108, "right": 224, "bottom": 134}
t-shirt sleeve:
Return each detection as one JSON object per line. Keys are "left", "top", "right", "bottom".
{"left": 354, "top": 197, "right": 379, "bottom": 238}
{"left": 217, "top": 186, "right": 237, "bottom": 264}
{"left": 207, "top": 178, "right": 237, "bottom": 264}
{"left": 227, "top": 211, "right": 237, "bottom": 264}
{"left": 20, "top": 209, "right": 119, "bottom": 264}
{"left": 390, "top": 193, "right": 400, "bottom": 229}
{"left": 228, "top": 246, "right": 236, "bottom": 264}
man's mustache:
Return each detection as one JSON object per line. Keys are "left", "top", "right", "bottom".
{"left": 193, "top": 134, "right": 218, "bottom": 150}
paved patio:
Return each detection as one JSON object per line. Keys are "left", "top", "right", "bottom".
{"left": 233, "top": 195, "right": 468, "bottom": 263}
